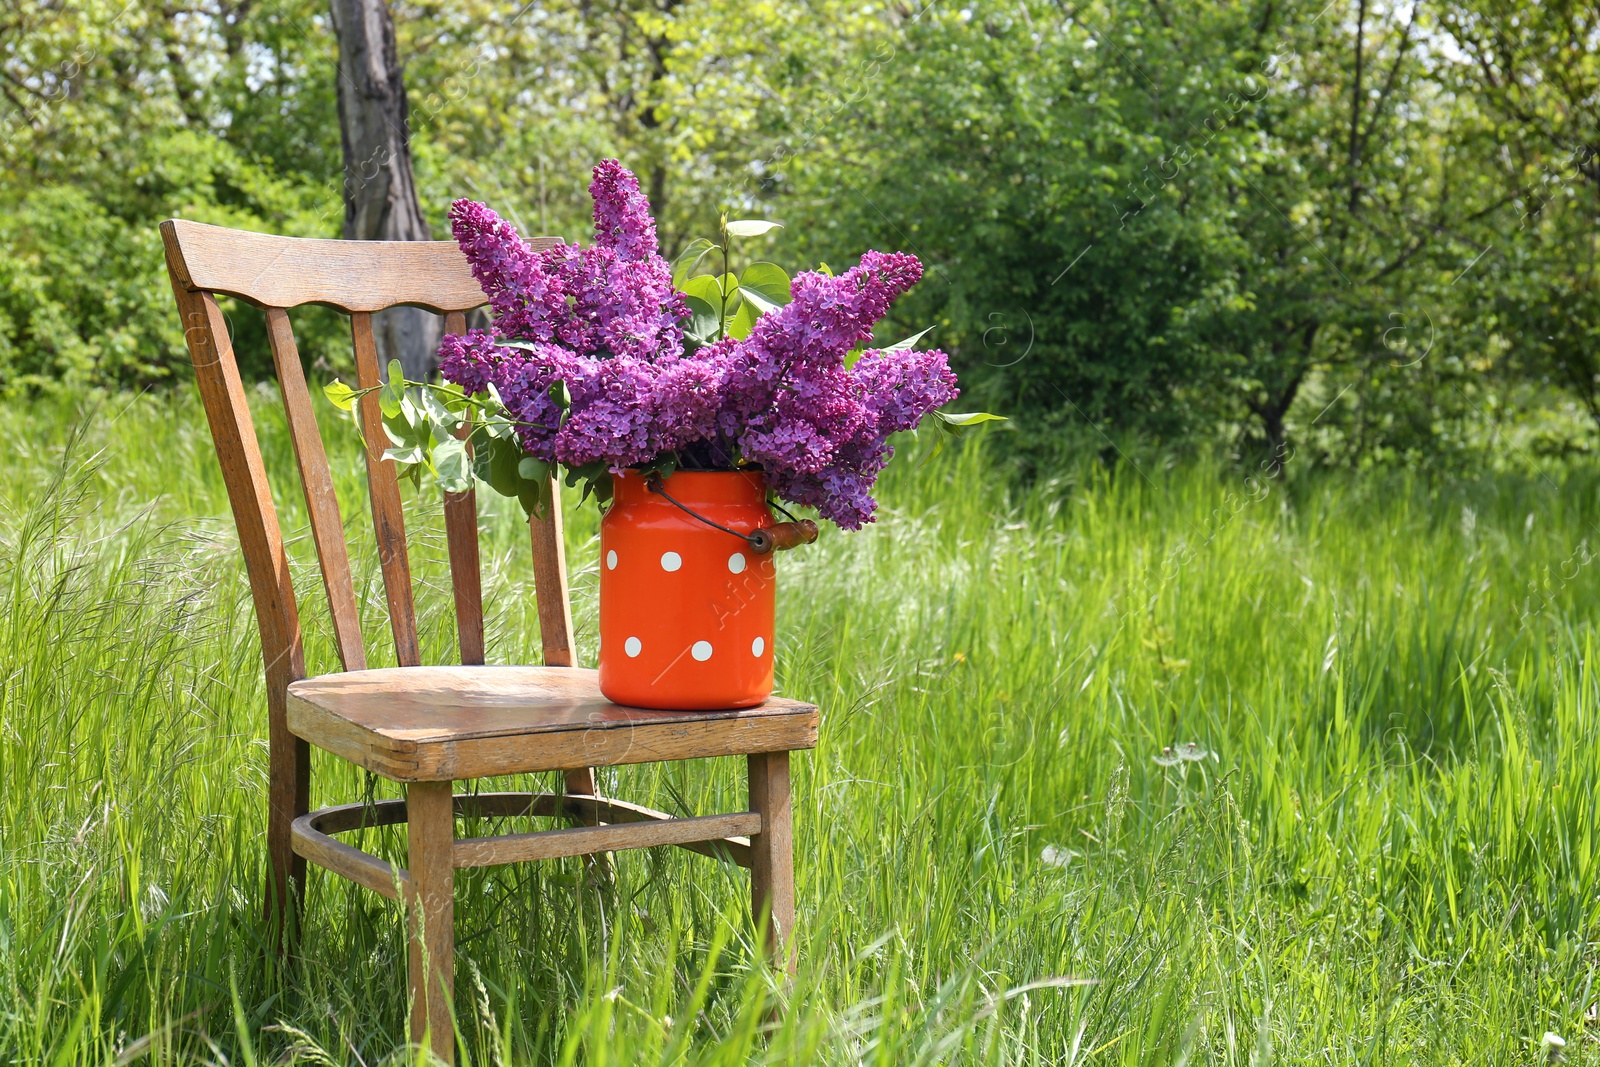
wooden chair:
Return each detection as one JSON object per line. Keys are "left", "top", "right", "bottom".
{"left": 159, "top": 219, "right": 817, "bottom": 1064}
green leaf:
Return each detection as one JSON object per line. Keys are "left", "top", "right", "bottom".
{"left": 379, "top": 388, "right": 404, "bottom": 420}
{"left": 935, "top": 411, "right": 1009, "bottom": 429}
{"left": 681, "top": 295, "right": 721, "bottom": 343}
{"left": 816, "top": 261, "right": 834, "bottom": 277}
{"left": 638, "top": 453, "right": 678, "bottom": 482}
{"left": 382, "top": 395, "right": 426, "bottom": 454}
{"left": 723, "top": 219, "right": 783, "bottom": 237}
{"left": 564, "top": 460, "right": 610, "bottom": 488}
{"left": 563, "top": 460, "right": 614, "bottom": 508}
{"left": 472, "top": 430, "right": 551, "bottom": 516}
{"left": 727, "top": 297, "right": 761, "bottom": 341}
{"left": 738, "top": 262, "right": 792, "bottom": 308}
{"left": 685, "top": 273, "right": 744, "bottom": 336}
{"left": 381, "top": 418, "right": 413, "bottom": 450}
{"left": 322, "top": 379, "right": 358, "bottom": 411}
{"left": 474, "top": 430, "right": 522, "bottom": 494}
{"left": 382, "top": 444, "right": 425, "bottom": 466}
{"left": 672, "top": 237, "right": 717, "bottom": 288}
{"left": 681, "top": 274, "right": 725, "bottom": 317}
{"left": 933, "top": 410, "right": 1009, "bottom": 439}
{"left": 736, "top": 285, "right": 780, "bottom": 316}
{"left": 718, "top": 274, "right": 743, "bottom": 334}
{"left": 885, "top": 325, "right": 937, "bottom": 352}
{"left": 405, "top": 395, "right": 428, "bottom": 439}
{"left": 523, "top": 477, "right": 553, "bottom": 518}
{"left": 416, "top": 387, "right": 461, "bottom": 444}
{"left": 736, "top": 262, "right": 790, "bottom": 320}
{"left": 435, "top": 381, "right": 472, "bottom": 412}
{"left": 380, "top": 360, "right": 405, "bottom": 419}
{"left": 547, "top": 378, "right": 572, "bottom": 428}
{"left": 477, "top": 410, "right": 514, "bottom": 438}
{"left": 432, "top": 437, "right": 471, "bottom": 494}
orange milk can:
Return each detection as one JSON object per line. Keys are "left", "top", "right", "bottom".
{"left": 598, "top": 470, "right": 776, "bottom": 709}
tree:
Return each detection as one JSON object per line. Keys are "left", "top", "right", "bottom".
{"left": 0, "top": 1, "right": 344, "bottom": 393}
{"left": 769, "top": 1, "right": 1500, "bottom": 466}
{"left": 1439, "top": 0, "right": 1600, "bottom": 435}
{"left": 329, "top": 0, "right": 439, "bottom": 379}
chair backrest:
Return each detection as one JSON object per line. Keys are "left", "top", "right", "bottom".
{"left": 160, "top": 219, "right": 577, "bottom": 712}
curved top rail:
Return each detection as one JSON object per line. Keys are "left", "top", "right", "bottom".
{"left": 160, "top": 218, "right": 562, "bottom": 314}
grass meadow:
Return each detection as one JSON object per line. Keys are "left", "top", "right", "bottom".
{"left": 6, "top": 386, "right": 1600, "bottom": 1064}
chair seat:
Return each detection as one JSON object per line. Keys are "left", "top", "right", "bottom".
{"left": 286, "top": 665, "right": 818, "bottom": 782}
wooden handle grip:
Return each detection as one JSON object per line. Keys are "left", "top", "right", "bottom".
{"left": 749, "top": 520, "right": 818, "bottom": 554}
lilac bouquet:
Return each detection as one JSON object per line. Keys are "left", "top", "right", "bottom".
{"left": 328, "top": 161, "right": 996, "bottom": 529}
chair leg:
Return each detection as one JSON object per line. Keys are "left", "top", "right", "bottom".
{"left": 748, "top": 751, "right": 796, "bottom": 973}
{"left": 265, "top": 732, "right": 310, "bottom": 949}
{"left": 407, "top": 781, "right": 456, "bottom": 1064}
{"left": 563, "top": 766, "right": 601, "bottom": 821}
{"left": 564, "top": 767, "right": 613, "bottom": 885}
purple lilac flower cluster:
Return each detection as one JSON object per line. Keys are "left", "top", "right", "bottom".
{"left": 437, "top": 160, "right": 958, "bottom": 528}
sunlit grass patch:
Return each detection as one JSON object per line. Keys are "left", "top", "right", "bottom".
{"left": 4, "top": 389, "right": 1600, "bottom": 1063}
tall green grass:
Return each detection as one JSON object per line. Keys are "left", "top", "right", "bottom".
{"left": 5, "top": 386, "right": 1600, "bottom": 1064}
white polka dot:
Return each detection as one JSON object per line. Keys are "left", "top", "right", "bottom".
{"left": 691, "top": 640, "right": 713, "bottom": 661}
{"left": 606, "top": 549, "right": 617, "bottom": 570}
{"left": 752, "top": 636, "right": 765, "bottom": 657}
{"left": 624, "top": 636, "right": 642, "bottom": 657}
{"left": 728, "top": 552, "right": 746, "bottom": 574}
{"left": 660, "top": 551, "right": 682, "bottom": 572}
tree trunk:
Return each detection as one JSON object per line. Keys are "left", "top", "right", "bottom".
{"left": 329, "top": 0, "right": 441, "bottom": 380}
{"left": 1246, "top": 327, "right": 1315, "bottom": 476}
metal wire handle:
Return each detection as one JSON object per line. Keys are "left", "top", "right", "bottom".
{"left": 644, "top": 473, "right": 817, "bottom": 554}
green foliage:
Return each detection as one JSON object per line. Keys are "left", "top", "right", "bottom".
{"left": 1431, "top": 1, "right": 1600, "bottom": 438}
{"left": 0, "top": 1, "right": 348, "bottom": 393}
{"left": 323, "top": 371, "right": 559, "bottom": 514}
{"left": 775, "top": 2, "right": 1254, "bottom": 438}
{"left": 3, "top": 0, "right": 1598, "bottom": 464}
{"left": 766, "top": 1, "right": 1525, "bottom": 467}
{"left": 10, "top": 393, "right": 1600, "bottom": 1060}
{"left": 0, "top": 185, "right": 173, "bottom": 389}
{"left": 675, "top": 217, "right": 795, "bottom": 350}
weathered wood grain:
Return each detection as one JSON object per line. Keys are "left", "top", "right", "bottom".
{"left": 529, "top": 480, "right": 577, "bottom": 668}
{"left": 350, "top": 311, "right": 422, "bottom": 667}
{"left": 161, "top": 224, "right": 310, "bottom": 939}
{"left": 750, "top": 751, "right": 796, "bottom": 973}
{"left": 407, "top": 781, "right": 455, "bottom": 1061}
{"left": 265, "top": 307, "right": 368, "bottom": 672}
{"left": 162, "top": 218, "right": 560, "bottom": 313}
{"left": 454, "top": 811, "right": 761, "bottom": 868}
{"left": 285, "top": 665, "right": 817, "bottom": 781}
{"left": 290, "top": 815, "right": 408, "bottom": 901}
{"left": 439, "top": 310, "right": 486, "bottom": 667}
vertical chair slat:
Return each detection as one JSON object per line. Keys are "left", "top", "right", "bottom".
{"left": 439, "top": 310, "right": 485, "bottom": 666}
{"left": 351, "top": 311, "right": 422, "bottom": 667}
{"left": 529, "top": 480, "right": 577, "bottom": 668}
{"left": 266, "top": 308, "right": 368, "bottom": 673}
{"left": 528, "top": 479, "right": 601, "bottom": 801}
